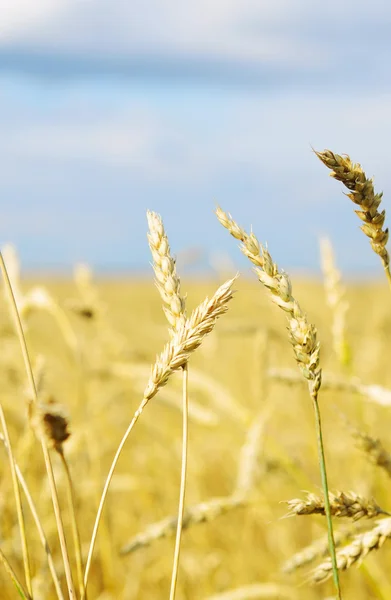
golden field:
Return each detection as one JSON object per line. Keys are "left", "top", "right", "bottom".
{"left": 1, "top": 270, "right": 391, "bottom": 599}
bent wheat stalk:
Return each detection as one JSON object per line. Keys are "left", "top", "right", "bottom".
{"left": 83, "top": 276, "right": 236, "bottom": 596}
{"left": 216, "top": 207, "right": 341, "bottom": 599}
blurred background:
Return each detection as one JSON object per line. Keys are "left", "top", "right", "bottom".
{"left": 1, "top": 0, "right": 391, "bottom": 276}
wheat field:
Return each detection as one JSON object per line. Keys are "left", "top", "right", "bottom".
{"left": 1, "top": 150, "right": 391, "bottom": 599}
{"left": 0, "top": 271, "right": 390, "bottom": 599}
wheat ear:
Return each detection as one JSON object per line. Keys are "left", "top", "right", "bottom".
{"left": 357, "top": 434, "right": 391, "bottom": 481}
{"left": 315, "top": 149, "right": 391, "bottom": 289}
{"left": 312, "top": 517, "right": 391, "bottom": 583}
{"left": 286, "top": 491, "right": 388, "bottom": 521}
{"left": 147, "top": 210, "right": 188, "bottom": 600}
{"left": 216, "top": 207, "right": 321, "bottom": 392}
{"left": 216, "top": 207, "right": 341, "bottom": 599}
{"left": 319, "top": 237, "right": 351, "bottom": 367}
{"left": 282, "top": 527, "right": 357, "bottom": 573}
{"left": 143, "top": 276, "right": 236, "bottom": 401}
{"left": 120, "top": 493, "right": 246, "bottom": 554}
{"left": 83, "top": 276, "right": 236, "bottom": 596}
{"left": 147, "top": 210, "right": 186, "bottom": 333}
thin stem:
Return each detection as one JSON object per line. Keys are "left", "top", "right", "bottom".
{"left": 83, "top": 397, "right": 148, "bottom": 598}
{"left": 384, "top": 262, "right": 391, "bottom": 296}
{"left": 310, "top": 389, "right": 342, "bottom": 600}
{"left": 169, "top": 364, "right": 189, "bottom": 600}
{"left": 42, "top": 446, "right": 76, "bottom": 599}
{"left": 0, "top": 546, "right": 30, "bottom": 599}
{"left": 0, "top": 405, "right": 33, "bottom": 599}
{"left": 85, "top": 429, "right": 116, "bottom": 591}
{"left": 59, "top": 450, "right": 86, "bottom": 600}
{"left": 0, "top": 434, "right": 64, "bottom": 599}
{"left": 0, "top": 253, "right": 76, "bottom": 600}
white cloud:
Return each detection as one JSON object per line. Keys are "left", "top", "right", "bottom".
{"left": 2, "top": 0, "right": 384, "bottom": 69}
{"left": 7, "top": 120, "right": 157, "bottom": 166}
{"left": 0, "top": 0, "right": 69, "bottom": 42}
{"left": 2, "top": 85, "right": 391, "bottom": 189}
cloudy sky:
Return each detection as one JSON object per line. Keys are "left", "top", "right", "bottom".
{"left": 1, "top": 0, "right": 391, "bottom": 275}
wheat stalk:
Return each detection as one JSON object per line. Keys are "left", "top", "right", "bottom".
{"left": 216, "top": 207, "right": 341, "bottom": 598}
{"left": 315, "top": 149, "right": 391, "bottom": 288}
{"left": 0, "top": 547, "right": 30, "bottom": 599}
{"left": 286, "top": 491, "right": 388, "bottom": 521}
{"left": 0, "top": 252, "right": 77, "bottom": 600}
{"left": 83, "top": 276, "right": 237, "bottom": 596}
{"left": 312, "top": 517, "right": 391, "bottom": 583}
{"left": 0, "top": 433, "right": 64, "bottom": 599}
{"left": 0, "top": 404, "right": 32, "bottom": 598}
{"left": 59, "top": 450, "right": 86, "bottom": 599}
{"left": 28, "top": 366, "right": 85, "bottom": 599}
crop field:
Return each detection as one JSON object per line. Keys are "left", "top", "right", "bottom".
{"left": 1, "top": 261, "right": 391, "bottom": 599}
{"left": 1, "top": 151, "right": 391, "bottom": 600}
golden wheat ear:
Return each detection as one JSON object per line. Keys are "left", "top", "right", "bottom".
{"left": 147, "top": 210, "right": 186, "bottom": 334}
{"left": 312, "top": 518, "right": 391, "bottom": 583}
{"left": 285, "top": 491, "right": 388, "bottom": 521}
{"left": 315, "top": 150, "right": 391, "bottom": 288}
{"left": 319, "top": 237, "right": 351, "bottom": 368}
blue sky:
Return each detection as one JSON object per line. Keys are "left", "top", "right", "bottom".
{"left": 1, "top": 0, "right": 391, "bottom": 275}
